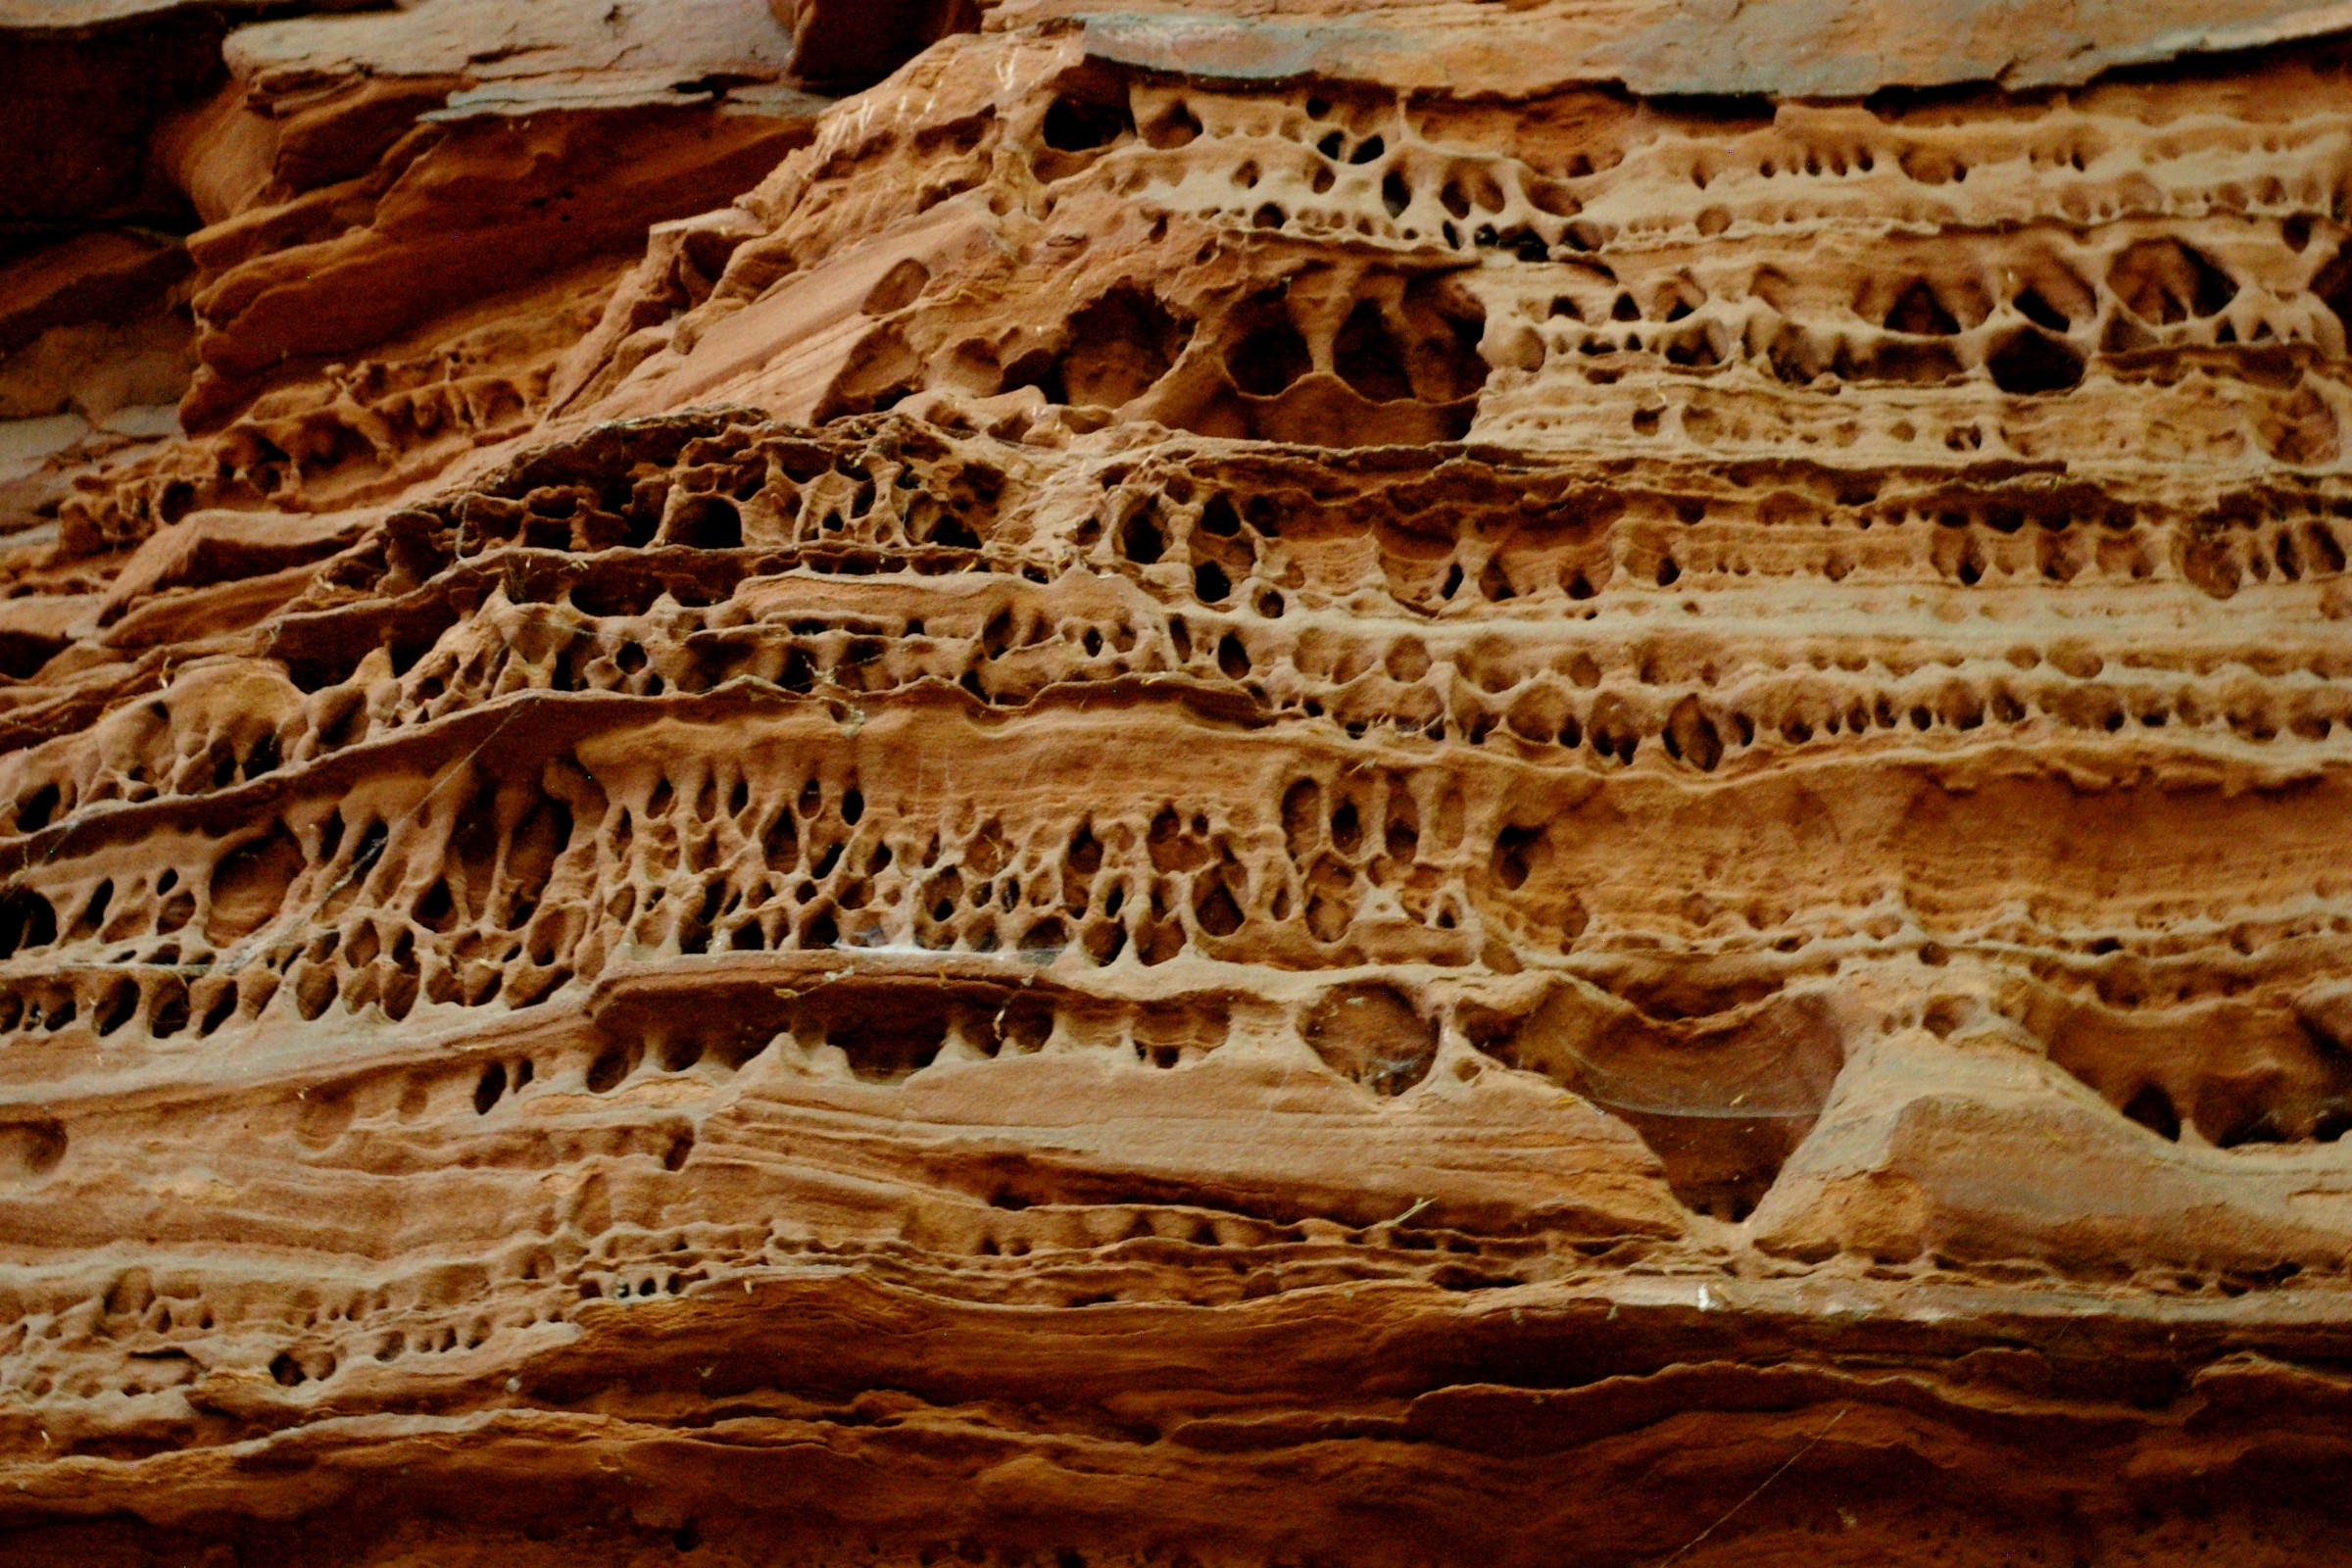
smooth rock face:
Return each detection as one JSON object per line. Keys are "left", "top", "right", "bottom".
{"left": 6, "top": 0, "right": 2352, "bottom": 1563}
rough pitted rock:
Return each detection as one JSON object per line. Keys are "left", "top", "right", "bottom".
{"left": 8, "top": 0, "right": 2352, "bottom": 1563}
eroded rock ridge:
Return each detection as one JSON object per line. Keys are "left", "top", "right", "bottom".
{"left": 7, "top": 1, "right": 2352, "bottom": 1563}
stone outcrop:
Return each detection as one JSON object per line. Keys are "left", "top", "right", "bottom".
{"left": 8, "top": 1, "right": 2352, "bottom": 1563}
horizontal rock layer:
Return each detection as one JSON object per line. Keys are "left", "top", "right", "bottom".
{"left": 5, "top": 2, "right": 2352, "bottom": 1564}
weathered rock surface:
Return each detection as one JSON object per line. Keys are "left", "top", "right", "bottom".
{"left": 7, "top": 0, "right": 2352, "bottom": 1563}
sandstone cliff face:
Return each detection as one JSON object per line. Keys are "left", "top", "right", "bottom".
{"left": 7, "top": 2, "right": 2352, "bottom": 1563}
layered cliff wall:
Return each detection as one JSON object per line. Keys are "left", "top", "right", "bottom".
{"left": 8, "top": 2, "right": 2352, "bottom": 1563}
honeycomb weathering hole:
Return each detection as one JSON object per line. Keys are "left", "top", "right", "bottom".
{"left": 1480, "top": 986, "right": 1848, "bottom": 1221}
{"left": 0, "top": 1118, "right": 67, "bottom": 1181}
{"left": 1303, "top": 982, "right": 1440, "bottom": 1096}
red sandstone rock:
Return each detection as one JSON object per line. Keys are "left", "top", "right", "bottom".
{"left": 6, "top": 2, "right": 2352, "bottom": 1564}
